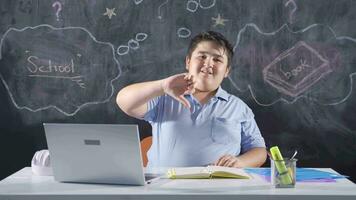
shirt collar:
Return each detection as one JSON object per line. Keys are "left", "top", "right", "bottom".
{"left": 185, "top": 87, "right": 229, "bottom": 102}
{"left": 213, "top": 87, "right": 229, "bottom": 101}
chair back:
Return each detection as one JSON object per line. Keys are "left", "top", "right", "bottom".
{"left": 140, "top": 136, "right": 152, "bottom": 167}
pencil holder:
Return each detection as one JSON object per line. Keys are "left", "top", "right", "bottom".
{"left": 270, "top": 157, "right": 297, "bottom": 188}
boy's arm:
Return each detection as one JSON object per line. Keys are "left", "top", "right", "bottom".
{"left": 116, "top": 80, "right": 164, "bottom": 119}
{"left": 235, "top": 147, "right": 267, "bottom": 167}
{"left": 214, "top": 147, "right": 267, "bottom": 168}
{"left": 116, "top": 73, "right": 194, "bottom": 119}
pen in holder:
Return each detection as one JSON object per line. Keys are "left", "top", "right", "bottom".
{"left": 270, "top": 157, "right": 297, "bottom": 188}
{"left": 269, "top": 146, "right": 297, "bottom": 188}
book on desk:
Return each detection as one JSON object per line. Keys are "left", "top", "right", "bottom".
{"left": 167, "top": 166, "right": 251, "bottom": 179}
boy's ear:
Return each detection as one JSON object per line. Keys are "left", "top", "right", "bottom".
{"left": 224, "top": 66, "right": 231, "bottom": 78}
{"left": 185, "top": 56, "right": 190, "bottom": 70}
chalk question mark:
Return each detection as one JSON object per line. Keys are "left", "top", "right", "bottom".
{"left": 52, "top": 1, "right": 62, "bottom": 21}
{"left": 285, "top": 0, "right": 297, "bottom": 24}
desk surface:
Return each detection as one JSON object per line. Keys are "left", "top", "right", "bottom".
{"left": 1, "top": 167, "right": 356, "bottom": 200}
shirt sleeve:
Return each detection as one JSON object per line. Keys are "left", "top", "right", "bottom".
{"left": 142, "top": 96, "right": 162, "bottom": 122}
{"left": 240, "top": 108, "right": 266, "bottom": 153}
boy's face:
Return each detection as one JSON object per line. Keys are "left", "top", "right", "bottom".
{"left": 186, "top": 41, "right": 230, "bottom": 93}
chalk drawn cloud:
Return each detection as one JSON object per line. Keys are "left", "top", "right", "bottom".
{"left": 0, "top": 24, "right": 121, "bottom": 116}
{"left": 230, "top": 23, "right": 356, "bottom": 106}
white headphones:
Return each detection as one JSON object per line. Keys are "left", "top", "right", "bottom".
{"left": 31, "top": 149, "right": 53, "bottom": 176}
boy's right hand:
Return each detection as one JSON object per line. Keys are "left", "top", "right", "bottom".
{"left": 161, "top": 73, "right": 195, "bottom": 108}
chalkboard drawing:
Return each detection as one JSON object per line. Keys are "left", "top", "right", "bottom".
{"left": 133, "top": 0, "right": 144, "bottom": 5}
{"left": 263, "top": 41, "right": 331, "bottom": 97}
{"left": 186, "top": 0, "right": 216, "bottom": 13}
{"left": 52, "top": 1, "right": 62, "bottom": 21}
{"left": 199, "top": 0, "right": 216, "bottom": 9}
{"left": 26, "top": 54, "right": 86, "bottom": 89}
{"left": 284, "top": 0, "right": 297, "bottom": 24}
{"left": 117, "top": 45, "right": 130, "bottom": 55}
{"left": 230, "top": 23, "right": 356, "bottom": 106}
{"left": 116, "top": 33, "right": 148, "bottom": 56}
{"left": 128, "top": 39, "right": 139, "bottom": 50}
{"left": 135, "top": 33, "right": 148, "bottom": 42}
{"left": 211, "top": 14, "right": 228, "bottom": 27}
{"left": 186, "top": 0, "right": 199, "bottom": 12}
{"left": 158, "top": 0, "right": 169, "bottom": 19}
{"left": 0, "top": 25, "right": 121, "bottom": 116}
{"left": 177, "top": 27, "right": 191, "bottom": 38}
{"left": 103, "top": 8, "right": 116, "bottom": 19}
{"left": 18, "top": 0, "right": 32, "bottom": 14}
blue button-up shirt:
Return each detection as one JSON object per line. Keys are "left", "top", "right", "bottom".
{"left": 143, "top": 87, "right": 265, "bottom": 168}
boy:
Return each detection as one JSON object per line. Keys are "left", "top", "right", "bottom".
{"left": 117, "top": 31, "right": 267, "bottom": 168}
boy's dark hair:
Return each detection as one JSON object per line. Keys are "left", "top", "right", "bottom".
{"left": 187, "top": 31, "right": 234, "bottom": 67}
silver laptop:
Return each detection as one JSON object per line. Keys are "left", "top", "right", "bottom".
{"left": 43, "top": 123, "right": 159, "bottom": 185}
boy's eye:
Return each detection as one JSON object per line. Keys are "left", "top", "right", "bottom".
{"left": 213, "top": 58, "right": 222, "bottom": 62}
{"left": 199, "top": 55, "right": 207, "bottom": 59}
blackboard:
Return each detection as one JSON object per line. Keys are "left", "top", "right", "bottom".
{"left": 1, "top": 0, "right": 356, "bottom": 182}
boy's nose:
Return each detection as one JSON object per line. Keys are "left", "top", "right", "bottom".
{"left": 203, "top": 58, "right": 213, "bottom": 68}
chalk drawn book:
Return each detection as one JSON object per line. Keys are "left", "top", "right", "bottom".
{"left": 167, "top": 166, "right": 251, "bottom": 179}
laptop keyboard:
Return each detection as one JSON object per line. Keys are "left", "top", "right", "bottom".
{"left": 144, "top": 173, "right": 159, "bottom": 182}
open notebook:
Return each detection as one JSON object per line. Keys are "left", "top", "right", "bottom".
{"left": 167, "top": 166, "right": 251, "bottom": 179}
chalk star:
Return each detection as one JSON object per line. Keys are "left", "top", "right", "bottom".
{"left": 211, "top": 14, "right": 228, "bottom": 27}
{"left": 103, "top": 8, "right": 116, "bottom": 19}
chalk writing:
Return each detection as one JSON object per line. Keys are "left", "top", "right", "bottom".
{"left": 231, "top": 23, "right": 356, "bottom": 106}
{"left": 26, "top": 56, "right": 75, "bottom": 74}
{"left": 285, "top": 0, "right": 297, "bottom": 24}
{"left": 26, "top": 55, "right": 85, "bottom": 89}
{"left": 263, "top": 41, "right": 331, "bottom": 97}
{"left": 52, "top": 1, "right": 62, "bottom": 21}
{"left": 280, "top": 59, "right": 311, "bottom": 79}
{"left": 0, "top": 24, "right": 121, "bottom": 116}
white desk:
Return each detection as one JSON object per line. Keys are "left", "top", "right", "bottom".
{"left": 0, "top": 167, "right": 356, "bottom": 200}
